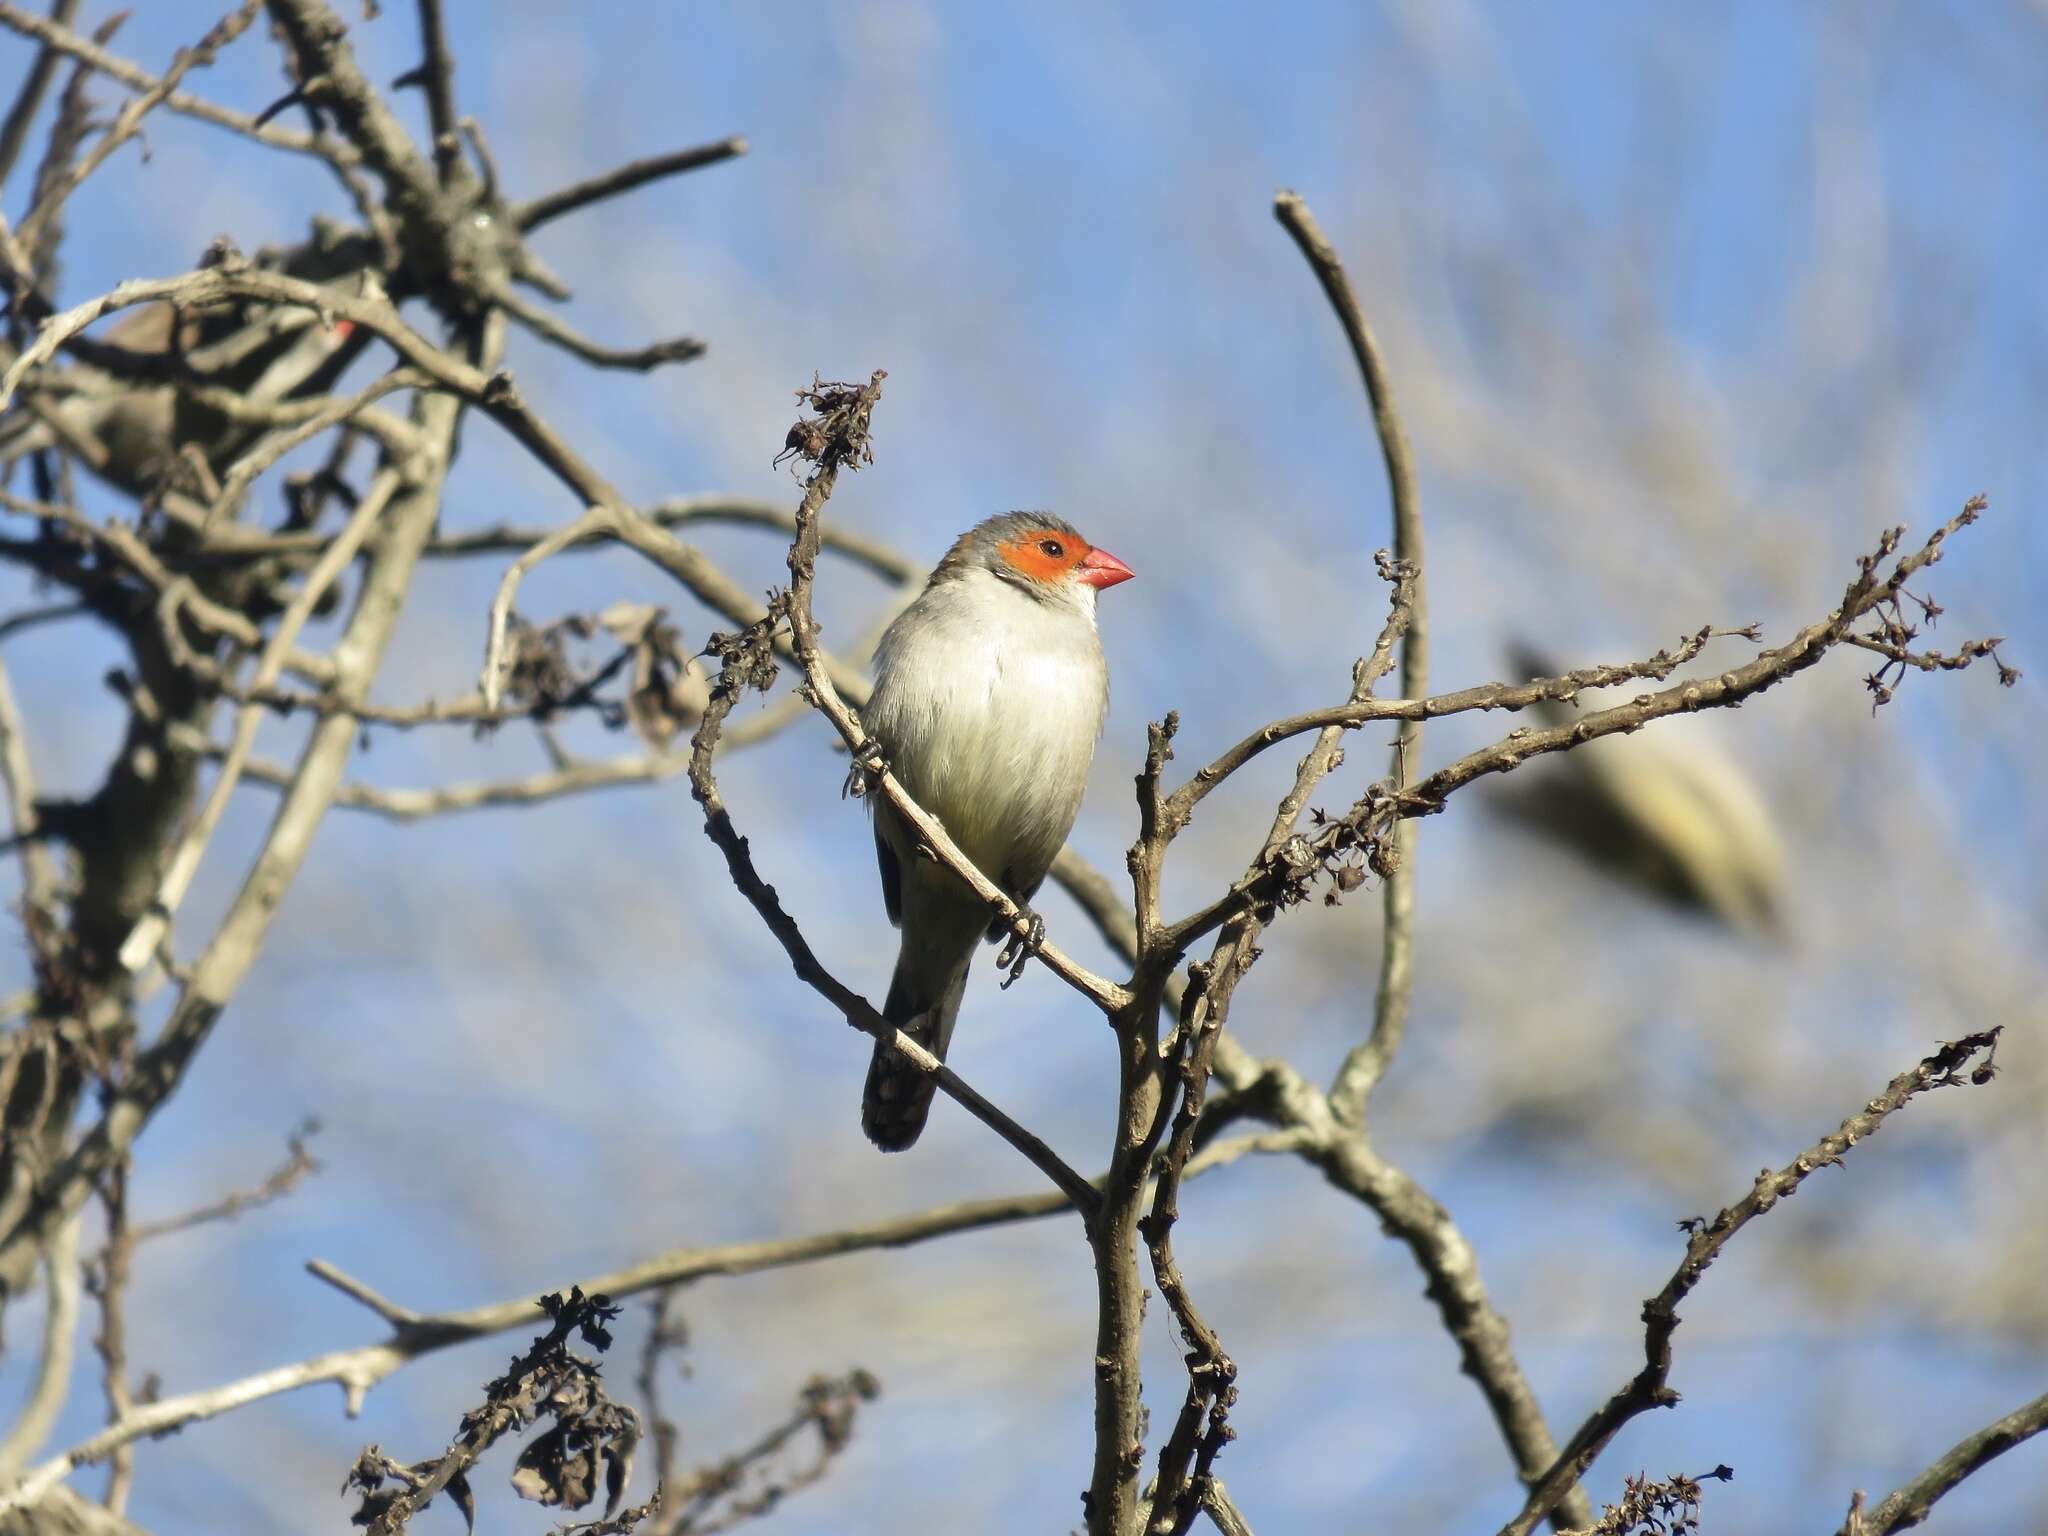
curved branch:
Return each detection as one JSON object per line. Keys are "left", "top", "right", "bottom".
{"left": 1272, "top": 191, "right": 1429, "bottom": 1131}
{"left": 0, "top": 1216, "right": 80, "bottom": 1479}
{"left": 424, "top": 495, "right": 924, "bottom": 586}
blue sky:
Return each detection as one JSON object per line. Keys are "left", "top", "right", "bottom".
{"left": 3, "top": 3, "right": 2045, "bottom": 1533}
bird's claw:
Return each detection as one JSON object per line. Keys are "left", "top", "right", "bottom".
{"left": 842, "top": 738, "right": 886, "bottom": 800}
{"left": 996, "top": 908, "right": 1047, "bottom": 988}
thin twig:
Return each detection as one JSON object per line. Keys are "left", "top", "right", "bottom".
{"left": 427, "top": 494, "right": 924, "bottom": 585}
{"left": 0, "top": 0, "right": 83, "bottom": 189}
{"left": 14, "top": 2, "right": 262, "bottom": 258}
{"left": 407, "top": 0, "right": 460, "bottom": 183}
{"left": 1500, "top": 1029, "right": 2006, "bottom": 1536}
{"left": 1843, "top": 1385, "right": 2048, "bottom": 1536}
{"left": 1161, "top": 627, "right": 1747, "bottom": 822}
{"left": 1140, "top": 561, "right": 1414, "bottom": 1535}
{"left": 1271, "top": 191, "right": 1429, "bottom": 1129}
{"left": 512, "top": 136, "right": 749, "bottom": 233}
{"left": 202, "top": 365, "right": 425, "bottom": 524}
{"left": 116, "top": 466, "right": 404, "bottom": 972}
{"left": 1, "top": 1132, "right": 1285, "bottom": 1513}
{"left": 127, "top": 1120, "right": 319, "bottom": 1243}
{"left": 0, "top": 265, "right": 881, "bottom": 711}
{"left": 0, "top": 1, "right": 355, "bottom": 164}
{"left": 494, "top": 282, "right": 705, "bottom": 371}
{"left": 0, "top": 317, "right": 487, "bottom": 1322}
{"left": 0, "top": 602, "right": 87, "bottom": 643}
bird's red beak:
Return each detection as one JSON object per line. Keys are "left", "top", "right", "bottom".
{"left": 1076, "top": 546, "right": 1135, "bottom": 590}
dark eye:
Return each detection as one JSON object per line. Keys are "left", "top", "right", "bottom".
{"left": 1039, "top": 538, "right": 1065, "bottom": 558}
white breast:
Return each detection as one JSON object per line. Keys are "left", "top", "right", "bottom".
{"left": 865, "top": 567, "right": 1107, "bottom": 887}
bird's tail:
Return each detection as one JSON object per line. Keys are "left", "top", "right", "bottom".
{"left": 861, "top": 954, "right": 971, "bottom": 1151}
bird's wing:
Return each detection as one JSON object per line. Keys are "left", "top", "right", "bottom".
{"left": 874, "top": 817, "right": 903, "bottom": 928}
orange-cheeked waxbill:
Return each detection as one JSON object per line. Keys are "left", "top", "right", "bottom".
{"left": 860, "top": 512, "right": 1134, "bottom": 1150}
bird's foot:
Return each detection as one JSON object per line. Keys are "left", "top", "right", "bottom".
{"left": 996, "top": 908, "right": 1047, "bottom": 989}
{"left": 842, "top": 737, "right": 886, "bottom": 799}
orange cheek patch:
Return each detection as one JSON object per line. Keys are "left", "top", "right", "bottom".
{"left": 997, "top": 533, "right": 1088, "bottom": 583}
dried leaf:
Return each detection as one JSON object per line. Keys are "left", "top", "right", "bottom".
{"left": 446, "top": 1469, "right": 475, "bottom": 1533}
{"left": 511, "top": 1422, "right": 598, "bottom": 1509}
{"left": 601, "top": 603, "right": 709, "bottom": 747}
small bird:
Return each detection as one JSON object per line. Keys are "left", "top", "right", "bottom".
{"left": 1, "top": 295, "right": 363, "bottom": 499}
{"left": 1494, "top": 642, "right": 1787, "bottom": 934}
{"left": 859, "top": 512, "right": 1134, "bottom": 1150}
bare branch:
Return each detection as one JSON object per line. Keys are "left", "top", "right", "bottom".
{"left": 262, "top": 0, "right": 441, "bottom": 218}
{"left": 405, "top": 0, "right": 460, "bottom": 184}
{"left": 0, "top": 485, "right": 338, "bottom": 685}
{"left": 302, "top": 1261, "right": 421, "bottom": 1335}
{"left": 1399, "top": 505, "right": 1992, "bottom": 822}
{"left": 202, "top": 365, "right": 425, "bottom": 524}
{"left": 86, "top": 1154, "right": 135, "bottom": 1512}
{"left": 14, "top": 2, "right": 263, "bottom": 259}
{"left": 1272, "top": 190, "right": 1428, "bottom": 1130}
{"left": 0, "top": 0, "right": 82, "bottom": 189}
{"left": 1140, "top": 560, "right": 1414, "bottom": 1535}
{"left": 213, "top": 583, "right": 905, "bottom": 820}
{"left": 0, "top": 320, "right": 487, "bottom": 1317}
{"left": 1163, "top": 501, "right": 1997, "bottom": 962}
{"left": 0, "top": 1215, "right": 80, "bottom": 1479}
{"left": 0, "top": 1, "right": 357, "bottom": 163}
{"left": 1501, "top": 1029, "right": 2006, "bottom": 1536}
{"left": 117, "top": 465, "right": 405, "bottom": 972}
{"left": 1201, "top": 1480, "right": 1254, "bottom": 1536}
{"left": 426, "top": 494, "right": 925, "bottom": 586}
{"left": 1844, "top": 1385, "right": 2048, "bottom": 1535}
{"left": 0, "top": 657, "right": 58, "bottom": 918}
{"left": 494, "top": 282, "right": 705, "bottom": 371}
{"left": 1, "top": 1134, "right": 1286, "bottom": 1514}
{"left": 128, "top": 1119, "right": 319, "bottom": 1244}
{"left": 4, "top": 265, "right": 890, "bottom": 719}
{"left": 0, "top": 602, "right": 87, "bottom": 643}
{"left": 1064, "top": 620, "right": 1586, "bottom": 1533}
{"left": 656, "top": 1369, "right": 878, "bottom": 1535}
{"left": 512, "top": 136, "right": 749, "bottom": 233}
{"left": 239, "top": 747, "right": 692, "bottom": 819}
{"left": 1160, "top": 625, "right": 1750, "bottom": 820}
